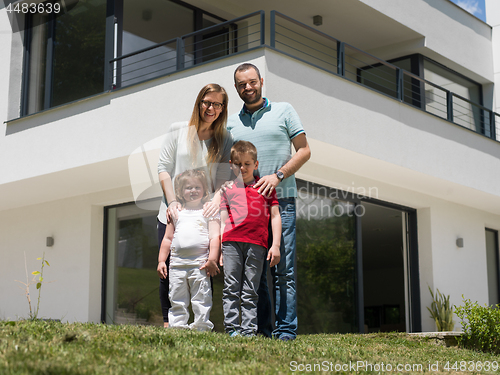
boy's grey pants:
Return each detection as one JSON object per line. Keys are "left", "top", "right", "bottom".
{"left": 222, "top": 241, "right": 266, "bottom": 336}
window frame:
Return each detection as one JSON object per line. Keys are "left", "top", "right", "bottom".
{"left": 20, "top": 0, "right": 114, "bottom": 116}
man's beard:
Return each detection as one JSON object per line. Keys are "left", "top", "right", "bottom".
{"left": 240, "top": 89, "right": 262, "bottom": 105}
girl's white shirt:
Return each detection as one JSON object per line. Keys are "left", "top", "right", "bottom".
{"left": 169, "top": 208, "right": 210, "bottom": 267}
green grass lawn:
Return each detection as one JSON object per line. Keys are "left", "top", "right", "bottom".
{"left": 1, "top": 320, "right": 499, "bottom": 374}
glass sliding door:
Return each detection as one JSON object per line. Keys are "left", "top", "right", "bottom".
{"left": 103, "top": 199, "right": 225, "bottom": 329}
{"left": 295, "top": 181, "right": 418, "bottom": 334}
{"left": 104, "top": 200, "right": 164, "bottom": 325}
{"left": 486, "top": 229, "right": 500, "bottom": 306}
{"left": 296, "top": 181, "right": 358, "bottom": 334}
{"left": 361, "top": 203, "right": 406, "bottom": 333}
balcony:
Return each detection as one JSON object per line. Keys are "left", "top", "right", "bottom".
{"left": 109, "top": 10, "right": 499, "bottom": 143}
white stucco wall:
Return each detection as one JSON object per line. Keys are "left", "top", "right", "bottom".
{"left": 362, "top": 0, "right": 493, "bottom": 84}
{"left": 0, "top": 190, "right": 111, "bottom": 322}
{"left": 1, "top": 0, "right": 499, "bottom": 330}
{"left": 422, "top": 199, "right": 499, "bottom": 331}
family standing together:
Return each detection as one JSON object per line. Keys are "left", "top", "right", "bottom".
{"left": 156, "top": 63, "right": 311, "bottom": 341}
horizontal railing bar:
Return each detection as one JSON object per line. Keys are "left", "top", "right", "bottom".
{"left": 120, "top": 67, "right": 177, "bottom": 84}
{"left": 345, "top": 69, "right": 398, "bottom": 90}
{"left": 111, "top": 12, "right": 261, "bottom": 64}
{"left": 118, "top": 59, "right": 177, "bottom": 78}
{"left": 180, "top": 10, "right": 262, "bottom": 41}
{"left": 117, "top": 54, "right": 177, "bottom": 70}
{"left": 110, "top": 40, "right": 178, "bottom": 63}
{"left": 453, "top": 101, "right": 475, "bottom": 113}
{"left": 275, "top": 41, "right": 337, "bottom": 70}
{"left": 352, "top": 67, "right": 398, "bottom": 85}
{"left": 182, "top": 30, "right": 260, "bottom": 51}
{"left": 451, "top": 92, "right": 493, "bottom": 113}
{"left": 354, "top": 76, "right": 398, "bottom": 93}
{"left": 182, "top": 21, "right": 261, "bottom": 46}
{"left": 344, "top": 44, "right": 400, "bottom": 72}
{"left": 275, "top": 33, "right": 337, "bottom": 61}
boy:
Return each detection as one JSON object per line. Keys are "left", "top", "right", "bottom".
{"left": 220, "top": 140, "right": 281, "bottom": 337}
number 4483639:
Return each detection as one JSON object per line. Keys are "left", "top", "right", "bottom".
{"left": 6, "top": 2, "right": 61, "bottom": 14}
{"left": 444, "top": 361, "right": 498, "bottom": 372}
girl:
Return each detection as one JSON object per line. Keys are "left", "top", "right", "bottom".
{"left": 157, "top": 83, "right": 232, "bottom": 327}
{"left": 157, "top": 169, "right": 220, "bottom": 331}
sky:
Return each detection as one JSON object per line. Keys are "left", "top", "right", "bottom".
{"left": 449, "top": 0, "right": 486, "bottom": 22}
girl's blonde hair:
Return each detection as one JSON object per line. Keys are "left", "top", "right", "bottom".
{"left": 187, "top": 83, "right": 229, "bottom": 166}
{"left": 174, "top": 169, "right": 210, "bottom": 205}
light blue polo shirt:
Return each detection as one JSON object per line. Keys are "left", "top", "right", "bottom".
{"left": 227, "top": 98, "right": 305, "bottom": 199}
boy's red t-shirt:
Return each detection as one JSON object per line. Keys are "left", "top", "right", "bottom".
{"left": 220, "top": 177, "right": 279, "bottom": 248}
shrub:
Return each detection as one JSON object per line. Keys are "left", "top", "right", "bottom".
{"left": 455, "top": 296, "right": 500, "bottom": 354}
{"left": 427, "top": 287, "right": 454, "bottom": 331}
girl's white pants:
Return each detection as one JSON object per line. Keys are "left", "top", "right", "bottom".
{"left": 168, "top": 265, "right": 213, "bottom": 331}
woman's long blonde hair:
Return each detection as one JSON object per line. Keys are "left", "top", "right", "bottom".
{"left": 187, "top": 83, "right": 228, "bottom": 166}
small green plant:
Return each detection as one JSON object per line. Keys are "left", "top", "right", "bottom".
{"left": 455, "top": 296, "right": 500, "bottom": 354}
{"left": 16, "top": 252, "right": 51, "bottom": 320}
{"left": 427, "top": 286, "right": 454, "bottom": 331}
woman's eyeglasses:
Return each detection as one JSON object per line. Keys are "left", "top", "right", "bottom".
{"left": 201, "top": 100, "right": 223, "bottom": 110}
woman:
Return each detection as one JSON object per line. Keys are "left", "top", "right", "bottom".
{"left": 156, "top": 83, "right": 232, "bottom": 327}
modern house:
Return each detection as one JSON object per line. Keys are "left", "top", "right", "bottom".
{"left": 1, "top": 0, "right": 499, "bottom": 334}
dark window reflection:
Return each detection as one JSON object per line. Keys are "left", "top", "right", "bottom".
{"left": 296, "top": 182, "right": 358, "bottom": 334}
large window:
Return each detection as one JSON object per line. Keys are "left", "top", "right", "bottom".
{"left": 423, "top": 58, "right": 482, "bottom": 132}
{"left": 358, "top": 54, "right": 421, "bottom": 107}
{"left": 22, "top": 0, "right": 107, "bottom": 115}
{"left": 113, "top": 0, "right": 229, "bottom": 88}
{"left": 357, "top": 54, "right": 483, "bottom": 133}
{"left": 21, "top": 0, "right": 230, "bottom": 114}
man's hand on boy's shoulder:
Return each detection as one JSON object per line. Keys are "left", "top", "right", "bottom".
{"left": 254, "top": 174, "right": 280, "bottom": 198}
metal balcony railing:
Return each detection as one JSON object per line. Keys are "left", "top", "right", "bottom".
{"left": 109, "top": 10, "right": 499, "bottom": 142}
{"left": 270, "top": 10, "right": 498, "bottom": 142}
{"left": 109, "top": 11, "right": 264, "bottom": 90}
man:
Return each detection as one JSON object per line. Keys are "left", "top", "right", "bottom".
{"left": 226, "top": 63, "right": 311, "bottom": 341}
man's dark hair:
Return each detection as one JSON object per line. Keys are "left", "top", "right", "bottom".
{"left": 234, "top": 63, "right": 261, "bottom": 82}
